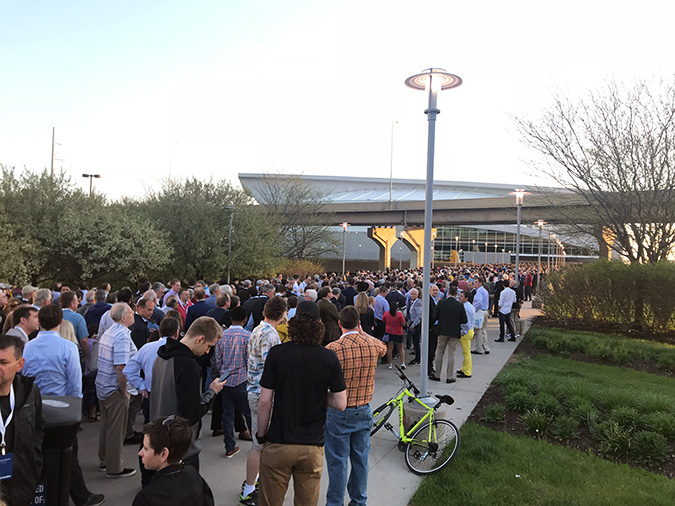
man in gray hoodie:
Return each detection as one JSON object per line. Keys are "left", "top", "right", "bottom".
{"left": 150, "top": 316, "right": 226, "bottom": 474}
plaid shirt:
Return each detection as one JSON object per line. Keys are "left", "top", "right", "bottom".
{"left": 326, "top": 331, "right": 387, "bottom": 407}
{"left": 215, "top": 325, "right": 251, "bottom": 387}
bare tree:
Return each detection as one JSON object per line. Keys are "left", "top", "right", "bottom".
{"left": 253, "top": 172, "right": 338, "bottom": 259}
{"left": 516, "top": 79, "right": 675, "bottom": 263}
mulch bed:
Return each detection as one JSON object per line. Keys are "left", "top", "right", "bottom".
{"left": 534, "top": 316, "right": 675, "bottom": 346}
{"left": 468, "top": 345, "right": 675, "bottom": 479}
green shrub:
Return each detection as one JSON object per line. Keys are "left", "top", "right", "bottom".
{"left": 656, "top": 353, "right": 675, "bottom": 372}
{"left": 504, "top": 389, "right": 536, "bottom": 413}
{"left": 595, "top": 421, "right": 632, "bottom": 461}
{"left": 481, "top": 403, "right": 506, "bottom": 423}
{"left": 494, "top": 368, "right": 531, "bottom": 389}
{"left": 643, "top": 412, "right": 675, "bottom": 440}
{"left": 531, "top": 335, "right": 548, "bottom": 349}
{"left": 594, "top": 388, "right": 635, "bottom": 411}
{"left": 520, "top": 409, "right": 552, "bottom": 439}
{"left": 609, "top": 406, "right": 641, "bottom": 432}
{"left": 612, "top": 347, "right": 632, "bottom": 365}
{"left": 631, "top": 431, "right": 668, "bottom": 467}
{"left": 535, "top": 394, "right": 562, "bottom": 417}
{"left": 638, "top": 392, "right": 674, "bottom": 415}
{"left": 551, "top": 416, "right": 580, "bottom": 442}
{"left": 562, "top": 380, "right": 594, "bottom": 402}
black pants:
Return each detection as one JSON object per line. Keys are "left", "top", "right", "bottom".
{"left": 70, "top": 436, "right": 91, "bottom": 506}
{"left": 524, "top": 286, "right": 532, "bottom": 301}
{"left": 412, "top": 324, "right": 421, "bottom": 360}
{"left": 499, "top": 312, "right": 516, "bottom": 339}
{"left": 427, "top": 326, "right": 438, "bottom": 375}
{"left": 374, "top": 319, "right": 385, "bottom": 340}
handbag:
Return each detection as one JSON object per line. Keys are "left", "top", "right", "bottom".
{"left": 382, "top": 333, "right": 390, "bottom": 343}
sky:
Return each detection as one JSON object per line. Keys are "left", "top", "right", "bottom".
{"left": 1, "top": 1, "right": 673, "bottom": 200}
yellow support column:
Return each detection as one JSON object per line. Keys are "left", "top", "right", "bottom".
{"left": 401, "top": 228, "right": 436, "bottom": 269}
{"left": 367, "top": 227, "right": 399, "bottom": 270}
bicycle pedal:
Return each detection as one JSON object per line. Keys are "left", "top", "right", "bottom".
{"left": 384, "top": 422, "right": 393, "bottom": 431}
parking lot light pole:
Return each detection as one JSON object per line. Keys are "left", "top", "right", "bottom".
{"left": 405, "top": 68, "right": 462, "bottom": 397}
{"left": 509, "top": 189, "right": 531, "bottom": 286}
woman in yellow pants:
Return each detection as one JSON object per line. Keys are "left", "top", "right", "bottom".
{"left": 458, "top": 291, "right": 475, "bottom": 378}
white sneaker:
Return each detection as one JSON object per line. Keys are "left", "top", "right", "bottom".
{"left": 401, "top": 363, "right": 407, "bottom": 370}
{"left": 387, "top": 365, "right": 392, "bottom": 370}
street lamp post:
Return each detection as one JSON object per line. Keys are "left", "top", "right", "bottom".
{"left": 534, "top": 220, "right": 547, "bottom": 295}
{"left": 82, "top": 173, "right": 101, "bottom": 196}
{"left": 389, "top": 120, "right": 398, "bottom": 203}
{"left": 405, "top": 67, "right": 462, "bottom": 397}
{"left": 454, "top": 236, "right": 459, "bottom": 266}
{"left": 494, "top": 243, "right": 498, "bottom": 262}
{"left": 472, "top": 239, "right": 476, "bottom": 263}
{"left": 509, "top": 189, "right": 531, "bottom": 286}
{"left": 484, "top": 241, "right": 488, "bottom": 265}
{"left": 226, "top": 205, "right": 234, "bottom": 285}
{"left": 340, "top": 222, "right": 349, "bottom": 275}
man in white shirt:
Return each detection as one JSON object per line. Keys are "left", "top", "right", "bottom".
{"left": 6, "top": 305, "right": 39, "bottom": 343}
{"left": 471, "top": 277, "right": 490, "bottom": 355}
{"left": 495, "top": 279, "right": 517, "bottom": 342}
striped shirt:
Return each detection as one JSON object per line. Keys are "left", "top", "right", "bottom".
{"left": 95, "top": 322, "right": 137, "bottom": 400}
{"left": 216, "top": 325, "right": 251, "bottom": 387}
{"left": 247, "top": 322, "right": 280, "bottom": 395}
{"left": 326, "top": 331, "right": 387, "bottom": 407}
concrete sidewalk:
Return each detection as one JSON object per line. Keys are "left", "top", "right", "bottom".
{"left": 76, "top": 303, "right": 538, "bottom": 505}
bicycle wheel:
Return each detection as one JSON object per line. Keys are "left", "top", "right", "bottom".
{"left": 405, "top": 418, "right": 460, "bottom": 474}
{"left": 371, "top": 402, "right": 395, "bottom": 436}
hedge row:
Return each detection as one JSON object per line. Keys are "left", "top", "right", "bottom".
{"left": 540, "top": 262, "right": 675, "bottom": 333}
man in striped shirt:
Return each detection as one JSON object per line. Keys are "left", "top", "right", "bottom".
{"left": 325, "top": 306, "right": 387, "bottom": 506}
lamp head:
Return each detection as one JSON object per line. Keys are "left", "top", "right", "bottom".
{"left": 405, "top": 68, "right": 462, "bottom": 92}
{"left": 509, "top": 188, "right": 531, "bottom": 205}
{"left": 535, "top": 219, "right": 547, "bottom": 229}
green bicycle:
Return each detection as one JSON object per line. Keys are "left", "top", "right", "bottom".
{"left": 371, "top": 365, "right": 460, "bottom": 475}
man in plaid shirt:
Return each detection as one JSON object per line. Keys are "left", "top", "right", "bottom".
{"left": 325, "top": 306, "right": 386, "bottom": 506}
{"left": 214, "top": 305, "right": 251, "bottom": 458}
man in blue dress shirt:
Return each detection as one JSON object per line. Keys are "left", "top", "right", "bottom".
{"left": 60, "top": 291, "right": 88, "bottom": 343}
{"left": 23, "top": 304, "right": 105, "bottom": 506}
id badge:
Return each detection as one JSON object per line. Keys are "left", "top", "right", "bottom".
{"left": 0, "top": 452, "right": 12, "bottom": 480}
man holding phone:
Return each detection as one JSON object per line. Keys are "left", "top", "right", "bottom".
{"left": 150, "top": 316, "right": 226, "bottom": 474}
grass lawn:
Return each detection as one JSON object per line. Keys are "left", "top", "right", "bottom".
{"left": 525, "top": 326, "right": 675, "bottom": 374}
{"left": 411, "top": 423, "right": 675, "bottom": 506}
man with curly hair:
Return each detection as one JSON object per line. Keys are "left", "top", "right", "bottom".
{"left": 256, "top": 301, "right": 346, "bottom": 506}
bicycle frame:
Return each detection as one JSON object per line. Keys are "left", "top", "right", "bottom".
{"left": 383, "top": 387, "right": 436, "bottom": 443}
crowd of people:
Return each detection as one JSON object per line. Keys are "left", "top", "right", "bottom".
{"left": 0, "top": 262, "right": 543, "bottom": 506}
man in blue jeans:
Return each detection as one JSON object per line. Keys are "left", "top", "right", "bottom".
{"left": 325, "top": 306, "right": 387, "bottom": 506}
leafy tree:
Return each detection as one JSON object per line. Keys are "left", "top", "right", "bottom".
{"left": 516, "top": 79, "right": 675, "bottom": 263}
{"left": 128, "top": 177, "right": 280, "bottom": 281}
{"left": 0, "top": 166, "right": 171, "bottom": 286}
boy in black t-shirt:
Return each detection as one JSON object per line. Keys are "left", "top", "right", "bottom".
{"left": 256, "top": 302, "right": 346, "bottom": 506}
{"left": 133, "top": 416, "right": 214, "bottom": 506}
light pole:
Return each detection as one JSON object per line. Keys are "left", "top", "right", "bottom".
{"left": 509, "top": 189, "right": 531, "bottom": 286}
{"left": 459, "top": 249, "right": 463, "bottom": 264}
{"left": 472, "top": 239, "right": 476, "bottom": 263}
{"left": 501, "top": 248, "right": 505, "bottom": 263}
{"left": 484, "top": 241, "right": 488, "bottom": 265}
{"left": 405, "top": 67, "right": 462, "bottom": 396}
{"left": 535, "top": 220, "right": 547, "bottom": 295}
{"left": 226, "top": 205, "right": 234, "bottom": 284}
{"left": 548, "top": 233, "right": 554, "bottom": 271}
{"left": 340, "top": 222, "right": 349, "bottom": 275}
{"left": 399, "top": 240, "right": 403, "bottom": 271}
{"left": 389, "top": 120, "right": 398, "bottom": 203}
{"left": 82, "top": 173, "right": 101, "bottom": 196}
{"left": 358, "top": 244, "right": 362, "bottom": 260}
{"left": 494, "top": 243, "right": 498, "bottom": 262}
{"left": 454, "top": 236, "right": 459, "bottom": 266}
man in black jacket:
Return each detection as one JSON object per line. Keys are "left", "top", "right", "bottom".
{"left": 0, "top": 334, "right": 44, "bottom": 506}
{"left": 150, "top": 316, "right": 226, "bottom": 473}
{"left": 430, "top": 286, "right": 467, "bottom": 383}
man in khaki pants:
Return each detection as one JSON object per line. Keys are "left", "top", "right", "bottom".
{"left": 471, "top": 277, "right": 490, "bottom": 355}
{"left": 96, "top": 303, "right": 138, "bottom": 478}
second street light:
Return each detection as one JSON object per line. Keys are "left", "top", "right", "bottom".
{"left": 405, "top": 67, "right": 462, "bottom": 397}
{"left": 509, "top": 188, "right": 531, "bottom": 286}
{"left": 82, "top": 173, "right": 101, "bottom": 196}
{"left": 534, "top": 220, "right": 547, "bottom": 296}
{"left": 341, "top": 222, "right": 349, "bottom": 275}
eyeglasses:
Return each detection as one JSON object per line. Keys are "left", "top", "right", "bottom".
{"left": 162, "top": 415, "right": 175, "bottom": 446}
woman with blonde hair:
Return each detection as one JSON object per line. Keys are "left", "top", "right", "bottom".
{"left": 354, "top": 292, "right": 375, "bottom": 336}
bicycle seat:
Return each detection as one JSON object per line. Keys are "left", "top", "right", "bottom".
{"left": 435, "top": 394, "right": 455, "bottom": 406}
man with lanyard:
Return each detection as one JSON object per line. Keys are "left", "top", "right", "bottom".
{"left": 325, "top": 306, "right": 386, "bottom": 506}
{"left": 0, "top": 334, "right": 44, "bottom": 506}
{"left": 471, "top": 276, "right": 490, "bottom": 355}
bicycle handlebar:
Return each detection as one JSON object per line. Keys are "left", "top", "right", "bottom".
{"left": 395, "top": 365, "right": 420, "bottom": 395}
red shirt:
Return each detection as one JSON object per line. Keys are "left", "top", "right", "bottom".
{"left": 383, "top": 311, "right": 405, "bottom": 336}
